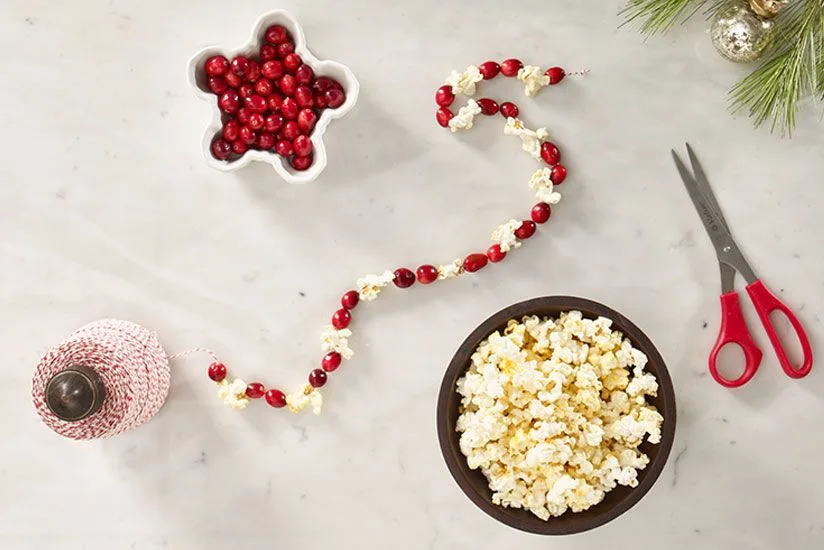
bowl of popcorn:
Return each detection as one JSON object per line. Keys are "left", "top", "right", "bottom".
{"left": 437, "top": 296, "right": 676, "bottom": 535}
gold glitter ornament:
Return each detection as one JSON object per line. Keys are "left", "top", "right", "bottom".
{"left": 710, "top": 0, "right": 787, "bottom": 63}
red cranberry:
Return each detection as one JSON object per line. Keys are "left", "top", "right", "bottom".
{"left": 531, "top": 203, "right": 552, "bottom": 224}
{"left": 265, "top": 388, "right": 287, "bottom": 408}
{"left": 245, "top": 382, "right": 265, "bottom": 399}
{"left": 207, "top": 362, "right": 227, "bottom": 381}
{"left": 275, "top": 139, "right": 293, "bottom": 156}
{"left": 265, "top": 25, "right": 290, "bottom": 45}
{"left": 416, "top": 265, "right": 438, "bottom": 284}
{"left": 205, "top": 55, "right": 229, "bottom": 77}
{"left": 232, "top": 140, "right": 248, "bottom": 155}
{"left": 341, "top": 290, "right": 360, "bottom": 310}
{"left": 239, "top": 125, "right": 257, "bottom": 145}
{"left": 290, "top": 154, "right": 313, "bottom": 171}
{"left": 487, "top": 244, "right": 507, "bottom": 263}
{"left": 322, "top": 352, "right": 342, "bottom": 372}
{"left": 463, "top": 254, "right": 489, "bottom": 273}
{"left": 218, "top": 90, "right": 240, "bottom": 114}
{"left": 295, "top": 64, "right": 314, "bottom": 85}
{"left": 295, "top": 86, "right": 314, "bottom": 108}
{"left": 515, "top": 220, "right": 536, "bottom": 239}
{"left": 279, "top": 74, "right": 297, "bottom": 96}
{"left": 224, "top": 72, "right": 242, "bottom": 88}
{"left": 260, "top": 44, "right": 277, "bottom": 61}
{"left": 208, "top": 76, "right": 228, "bottom": 95}
{"left": 254, "top": 78, "right": 273, "bottom": 96}
{"left": 210, "top": 138, "right": 232, "bottom": 161}
{"left": 248, "top": 112, "right": 265, "bottom": 130}
{"left": 236, "top": 107, "right": 251, "bottom": 125}
{"left": 435, "top": 85, "right": 455, "bottom": 107}
{"left": 546, "top": 66, "right": 566, "bottom": 85}
{"left": 238, "top": 84, "right": 254, "bottom": 99}
{"left": 314, "top": 92, "right": 328, "bottom": 109}
{"left": 293, "top": 134, "right": 313, "bottom": 157}
{"left": 257, "top": 132, "right": 276, "bottom": 150}
{"left": 325, "top": 88, "right": 345, "bottom": 108}
{"left": 283, "top": 53, "right": 302, "bottom": 73}
{"left": 540, "top": 142, "right": 561, "bottom": 165}
{"left": 282, "top": 120, "right": 301, "bottom": 140}
{"left": 281, "top": 97, "right": 299, "bottom": 120}
{"left": 312, "top": 76, "right": 335, "bottom": 93}
{"left": 297, "top": 108, "right": 318, "bottom": 132}
{"left": 244, "top": 60, "right": 261, "bottom": 83}
{"left": 309, "top": 369, "right": 327, "bottom": 388}
{"left": 267, "top": 93, "right": 284, "bottom": 111}
{"left": 477, "top": 98, "right": 499, "bottom": 115}
{"left": 499, "top": 102, "right": 519, "bottom": 118}
{"left": 246, "top": 94, "right": 268, "bottom": 113}
{"left": 393, "top": 268, "right": 416, "bottom": 288}
{"left": 230, "top": 56, "right": 249, "bottom": 76}
{"left": 332, "top": 308, "right": 351, "bottom": 329}
{"left": 265, "top": 113, "right": 284, "bottom": 133}
{"left": 262, "top": 60, "right": 284, "bottom": 80}
{"left": 478, "top": 61, "right": 500, "bottom": 79}
{"left": 500, "top": 58, "right": 523, "bottom": 77}
{"left": 551, "top": 164, "right": 567, "bottom": 184}
{"left": 276, "top": 41, "right": 294, "bottom": 58}
{"left": 436, "top": 107, "right": 453, "bottom": 127}
{"left": 223, "top": 119, "right": 240, "bottom": 142}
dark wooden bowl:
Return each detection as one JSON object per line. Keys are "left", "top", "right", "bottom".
{"left": 436, "top": 296, "right": 677, "bottom": 535}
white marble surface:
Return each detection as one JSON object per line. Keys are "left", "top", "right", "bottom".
{"left": 2, "top": 1, "right": 823, "bottom": 548}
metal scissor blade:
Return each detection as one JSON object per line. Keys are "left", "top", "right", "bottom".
{"left": 686, "top": 143, "right": 730, "bottom": 234}
{"left": 672, "top": 150, "right": 758, "bottom": 286}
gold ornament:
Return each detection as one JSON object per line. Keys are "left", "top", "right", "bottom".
{"left": 710, "top": 0, "right": 785, "bottom": 63}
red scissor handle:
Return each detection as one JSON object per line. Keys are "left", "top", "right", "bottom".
{"left": 709, "top": 291, "right": 763, "bottom": 388}
{"left": 745, "top": 279, "right": 813, "bottom": 379}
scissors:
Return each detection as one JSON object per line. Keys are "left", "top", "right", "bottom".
{"left": 671, "top": 144, "right": 813, "bottom": 388}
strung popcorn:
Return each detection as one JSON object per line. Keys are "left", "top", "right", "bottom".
{"left": 445, "top": 65, "right": 483, "bottom": 96}
{"left": 492, "top": 219, "right": 524, "bottom": 252}
{"left": 517, "top": 65, "right": 551, "bottom": 97}
{"left": 504, "top": 117, "right": 550, "bottom": 160}
{"left": 449, "top": 99, "right": 482, "bottom": 132}
{"left": 438, "top": 259, "right": 465, "bottom": 280}
{"left": 321, "top": 325, "right": 354, "bottom": 359}
{"left": 285, "top": 384, "right": 324, "bottom": 415}
{"left": 217, "top": 378, "right": 250, "bottom": 410}
{"left": 529, "top": 168, "right": 562, "bottom": 205}
{"left": 357, "top": 271, "right": 395, "bottom": 301}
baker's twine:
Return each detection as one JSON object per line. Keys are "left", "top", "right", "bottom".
{"left": 32, "top": 319, "right": 173, "bottom": 440}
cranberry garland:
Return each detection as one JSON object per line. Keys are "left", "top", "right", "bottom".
{"left": 207, "top": 58, "right": 573, "bottom": 414}
{"left": 203, "top": 24, "right": 347, "bottom": 171}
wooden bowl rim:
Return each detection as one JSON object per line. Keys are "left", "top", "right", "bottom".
{"left": 436, "top": 295, "right": 677, "bottom": 535}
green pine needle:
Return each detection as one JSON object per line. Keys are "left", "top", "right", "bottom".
{"left": 621, "top": 0, "right": 824, "bottom": 134}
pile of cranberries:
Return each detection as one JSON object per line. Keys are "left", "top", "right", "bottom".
{"left": 202, "top": 24, "right": 347, "bottom": 171}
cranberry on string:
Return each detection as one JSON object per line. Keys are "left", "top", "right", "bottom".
{"left": 341, "top": 290, "right": 360, "bottom": 310}
{"left": 436, "top": 107, "right": 454, "bottom": 128}
{"left": 322, "top": 352, "right": 342, "bottom": 372}
{"left": 546, "top": 66, "right": 566, "bottom": 84}
{"left": 477, "top": 98, "right": 499, "bottom": 116}
{"left": 435, "top": 85, "right": 455, "bottom": 107}
{"left": 464, "top": 254, "right": 489, "bottom": 273}
{"left": 531, "top": 203, "right": 552, "bottom": 224}
{"left": 332, "top": 309, "right": 351, "bottom": 330}
{"left": 265, "top": 389, "right": 287, "bottom": 408}
{"left": 478, "top": 61, "right": 500, "bottom": 79}
{"left": 208, "top": 362, "right": 227, "bottom": 382}
{"left": 393, "top": 268, "right": 416, "bottom": 289}
{"left": 487, "top": 245, "right": 507, "bottom": 263}
{"left": 541, "top": 142, "right": 561, "bottom": 165}
{"left": 551, "top": 165, "right": 568, "bottom": 185}
{"left": 309, "top": 369, "right": 328, "bottom": 388}
{"left": 246, "top": 383, "right": 265, "bottom": 399}
{"left": 515, "top": 221, "right": 536, "bottom": 240}
{"left": 499, "top": 102, "right": 519, "bottom": 118}
{"left": 500, "top": 58, "right": 523, "bottom": 77}
{"left": 416, "top": 265, "right": 438, "bottom": 284}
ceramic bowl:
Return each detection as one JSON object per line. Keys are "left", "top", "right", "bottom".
{"left": 187, "top": 9, "right": 359, "bottom": 184}
{"left": 436, "top": 296, "right": 677, "bottom": 535}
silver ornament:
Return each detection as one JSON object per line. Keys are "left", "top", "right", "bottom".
{"left": 711, "top": 0, "right": 777, "bottom": 63}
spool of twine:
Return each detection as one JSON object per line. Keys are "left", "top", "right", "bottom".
{"left": 31, "top": 319, "right": 171, "bottom": 440}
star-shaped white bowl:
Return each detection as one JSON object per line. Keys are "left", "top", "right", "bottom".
{"left": 187, "top": 10, "right": 359, "bottom": 184}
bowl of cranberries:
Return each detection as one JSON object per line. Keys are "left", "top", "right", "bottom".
{"left": 188, "top": 10, "right": 359, "bottom": 183}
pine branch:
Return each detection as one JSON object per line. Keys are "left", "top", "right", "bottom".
{"left": 729, "top": 1, "right": 824, "bottom": 135}
{"left": 619, "top": 0, "right": 729, "bottom": 35}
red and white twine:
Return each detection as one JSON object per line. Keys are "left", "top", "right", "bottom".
{"left": 32, "top": 320, "right": 171, "bottom": 440}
